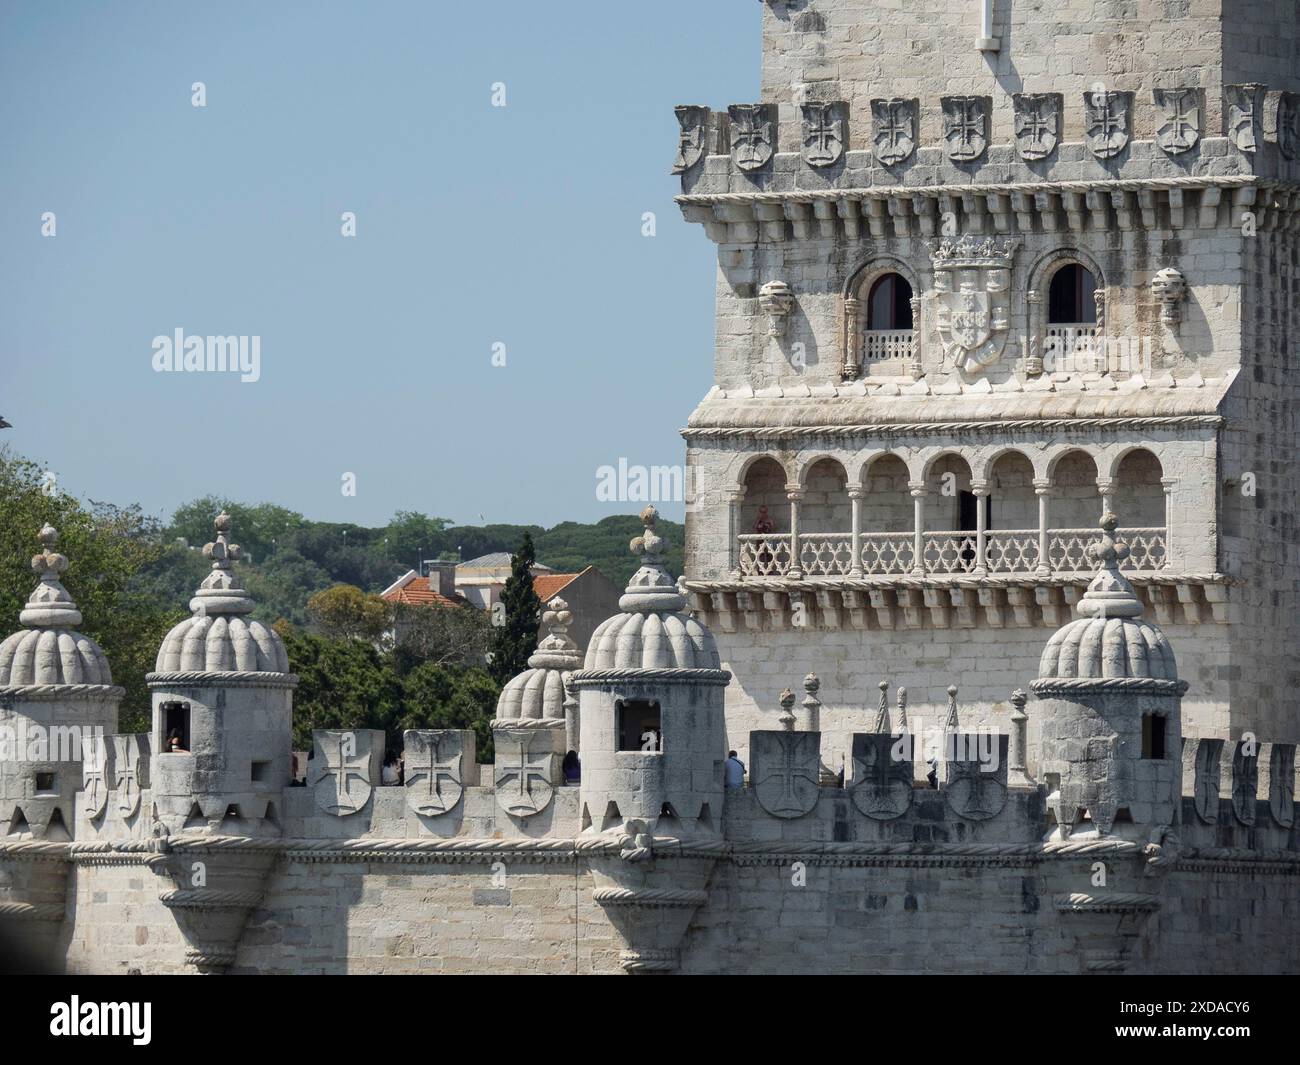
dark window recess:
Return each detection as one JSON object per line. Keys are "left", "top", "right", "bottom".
{"left": 618, "top": 699, "right": 662, "bottom": 753}
{"left": 34, "top": 772, "right": 56, "bottom": 794}
{"left": 251, "top": 760, "right": 269, "bottom": 783}
{"left": 162, "top": 702, "right": 191, "bottom": 752}
{"left": 1142, "top": 713, "right": 1167, "bottom": 759}
{"left": 866, "top": 273, "right": 914, "bottom": 330}
{"left": 1048, "top": 264, "right": 1097, "bottom": 324}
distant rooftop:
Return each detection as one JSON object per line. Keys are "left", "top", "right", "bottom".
{"left": 458, "top": 552, "right": 555, "bottom": 573}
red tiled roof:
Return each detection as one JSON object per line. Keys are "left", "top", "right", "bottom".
{"left": 382, "top": 577, "right": 467, "bottom": 607}
{"left": 533, "top": 571, "right": 582, "bottom": 603}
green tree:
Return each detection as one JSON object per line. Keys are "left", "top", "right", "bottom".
{"left": 0, "top": 447, "right": 183, "bottom": 731}
{"left": 384, "top": 511, "right": 453, "bottom": 567}
{"left": 396, "top": 663, "right": 498, "bottom": 759}
{"left": 487, "top": 533, "right": 542, "bottom": 685}
{"left": 390, "top": 600, "right": 492, "bottom": 673}
{"left": 306, "top": 584, "right": 391, "bottom": 642}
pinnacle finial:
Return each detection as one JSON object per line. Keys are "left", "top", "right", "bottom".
{"left": 1076, "top": 512, "right": 1143, "bottom": 619}
{"left": 629, "top": 505, "right": 665, "bottom": 560}
{"left": 31, "top": 524, "right": 68, "bottom": 578}
{"left": 896, "top": 686, "right": 908, "bottom": 731}
{"left": 945, "top": 685, "right": 959, "bottom": 729}
{"left": 202, "top": 511, "right": 243, "bottom": 572}
{"left": 778, "top": 687, "right": 796, "bottom": 731}
{"left": 873, "top": 680, "right": 891, "bottom": 733}
{"left": 20, "top": 524, "right": 82, "bottom": 628}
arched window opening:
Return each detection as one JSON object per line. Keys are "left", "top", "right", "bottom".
{"left": 1048, "top": 263, "right": 1097, "bottom": 324}
{"left": 867, "top": 273, "right": 914, "bottom": 331}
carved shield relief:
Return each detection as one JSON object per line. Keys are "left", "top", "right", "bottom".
{"left": 930, "top": 237, "right": 1018, "bottom": 374}
{"left": 751, "top": 730, "right": 821, "bottom": 819}
{"left": 1013, "top": 93, "right": 1060, "bottom": 161}
{"left": 849, "top": 733, "right": 912, "bottom": 820}
{"left": 1231, "top": 740, "right": 1258, "bottom": 826}
{"left": 871, "top": 98, "right": 915, "bottom": 165}
{"left": 672, "top": 105, "right": 710, "bottom": 174}
{"left": 1154, "top": 88, "right": 1202, "bottom": 154}
{"left": 83, "top": 736, "right": 110, "bottom": 819}
{"left": 310, "top": 729, "right": 377, "bottom": 816}
{"left": 1226, "top": 84, "right": 1266, "bottom": 153}
{"left": 1084, "top": 90, "right": 1132, "bottom": 159}
{"left": 1267, "top": 744, "right": 1296, "bottom": 828}
{"left": 1273, "top": 92, "right": 1300, "bottom": 161}
{"left": 403, "top": 730, "right": 467, "bottom": 817}
{"left": 728, "top": 104, "right": 776, "bottom": 171}
{"left": 494, "top": 730, "right": 556, "bottom": 817}
{"left": 113, "top": 734, "right": 148, "bottom": 818}
{"left": 801, "top": 102, "right": 846, "bottom": 168}
{"left": 941, "top": 96, "right": 989, "bottom": 162}
{"left": 1191, "top": 738, "right": 1224, "bottom": 824}
{"left": 944, "top": 735, "right": 1009, "bottom": 822}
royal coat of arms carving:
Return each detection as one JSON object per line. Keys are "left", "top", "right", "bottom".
{"left": 1226, "top": 84, "right": 1266, "bottom": 153}
{"left": 750, "top": 730, "right": 821, "bottom": 819}
{"left": 672, "top": 105, "right": 711, "bottom": 174}
{"left": 1013, "top": 93, "right": 1060, "bottom": 161}
{"left": 728, "top": 103, "right": 776, "bottom": 171}
{"left": 941, "top": 96, "right": 989, "bottom": 162}
{"left": 871, "top": 98, "right": 915, "bottom": 165}
{"left": 930, "top": 236, "right": 1018, "bottom": 373}
{"left": 1084, "top": 90, "right": 1132, "bottom": 159}
{"left": 800, "top": 102, "right": 846, "bottom": 167}
{"left": 849, "top": 733, "right": 912, "bottom": 821}
{"left": 404, "top": 729, "right": 471, "bottom": 817}
{"left": 1154, "top": 88, "right": 1202, "bottom": 154}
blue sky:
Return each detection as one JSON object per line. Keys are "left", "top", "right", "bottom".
{"left": 0, "top": 1, "right": 756, "bottom": 527}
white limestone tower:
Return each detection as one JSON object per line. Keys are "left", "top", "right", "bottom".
{"left": 0, "top": 525, "right": 121, "bottom": 840}
{"left": 572, "top": 506, "right": 730, "bottom": 837}
{"left": 1032, "top": 514, "right": 1185, "bottom": 841}
{"left": 147, "top": 512, "right": 296, "bottom": 835}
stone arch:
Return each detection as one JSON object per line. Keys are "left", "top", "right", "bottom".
{"left": 734, "top": 452, "right": 791, "bottom": 491}
{"left": 843, "top": 254, "right": 922, "bottom": 302}
{"left": 1047, "top": 448, "right": 1102, "bottom": 529}
{"left": 799, "top": 457, "right": 850, "bottom": 535}
{"left": 738, "top": 455, "right": 789, "bottom": 535}
{"left": 985, "top": 450, "right": 1039, "bottom": 532}
{"left": 1111, "top": 447, "right": 1166, "bottom": 527}
{"left": 970, "top": 444, "right": 1044, "bottom": 483}
{"left": 922, "top": 451, "right": 974, "bottom": 531}
{"left": 1027, "top": 246, "right": 1107, "bottom": 304}
{"left": 794, "top": 451, "right": 847, "bottom": 487}
{"left": 859, "top": 451, "right": 913, "bottom": 534}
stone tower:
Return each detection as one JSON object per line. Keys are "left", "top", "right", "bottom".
{"left": 147, "top": 512, "right": 296, "bottom": 835}
{"left": 573, "top": 506, "right": 730, "bottom": 837}
{"left": 673, "top": 0, "right": 1300, "bottom": 771}
{"left": 1033, "top": 514, "right": 1185, "bottom": 841}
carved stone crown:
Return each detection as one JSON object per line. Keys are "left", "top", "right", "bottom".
{"left": 929, "top": 235, "right": 1018, "bottom": 268}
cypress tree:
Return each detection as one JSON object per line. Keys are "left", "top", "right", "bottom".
{"left": 488, "top": 532, "right": 542, "bottom": 685}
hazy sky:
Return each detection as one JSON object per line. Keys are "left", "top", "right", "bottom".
{"left": 0, "top": 1, "right": 756, "bottom": 528}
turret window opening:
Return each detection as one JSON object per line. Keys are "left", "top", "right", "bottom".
{"left": 1141, "top": 713, "right": 1167, "bottom": 759}
{"left": 617, "top": 699, "right": 661, "bottom": 752}
{"left": 161, "top": 702, "right": 191, "bottom": 753}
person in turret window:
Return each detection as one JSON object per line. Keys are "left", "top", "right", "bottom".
{"left": 562, "top": 750, "right": 581, "bottom": 784}
{"left": 166, "top": 729, "right": 188, "bottom": 754}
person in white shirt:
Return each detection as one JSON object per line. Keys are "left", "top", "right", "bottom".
{"left": 724, "top": 750, "right": 746, "bottom": 788}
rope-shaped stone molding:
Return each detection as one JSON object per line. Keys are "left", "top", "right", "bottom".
{"left": 0, "top": 683, "right": 124, "bottom": 701}
{"left": 568, "top": 668, "right": 732, "bottom": 687}
{"left": 0, "top": 840, "right": 73, "bottom": 860}
{"left": 146, "top": 670, "right": 298, "bottom": 689}
{"left": 185, "top": 949, "right": 235, "bottom": 970}
{"left": 680, "top": 416, "right": 1223, "bottom": 440}
{"left": 675, "top": 173, "right": 1264, "bottom": 208}
{"left": 0, "top": 901, "right": 65, "bottom": 921}
{"left": 592, "top": 887, "right": 710, "bottom": 907}
{"left": 488, "top": 717, "right": 566, "bottom": 730}
{"left": 619, "top": 948, "right": 678, "bottom": 972}
{"left": 159, "top": 889, "right": 264, "bottom": 910}
{"left": 1032, "top": 677, "right": 1190, "bottom": 696}
{"left": 1053, "top": 891, "right": 1163, "bottom": 913}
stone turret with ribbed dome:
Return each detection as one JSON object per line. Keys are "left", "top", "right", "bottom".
{"left": 570, "top": 506, "right": 730, "bottom": 839}
{"left": 1031, "top": 514, "right": 1186, "bottom": 842}
{"left": 0, "top": 525, "right": 122, "bottom": 842}
{"left": 148, "top": 511, "right": 296, "bottom": 836}
{"left": 154, "top": 512, "right": 289, "bottom": 674}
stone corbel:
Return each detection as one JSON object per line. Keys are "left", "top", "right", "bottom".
{"left": 709, "top": 592, "right": 736, "bottom": 633}
{"left": 758, "top": 280, "right": 794, "bottom": 338}
{"left": 1152, "top": 267, "right": 1187, "bottom": 326}
{"left": 866, "top": 589, "right": 894, "bottom": 629}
